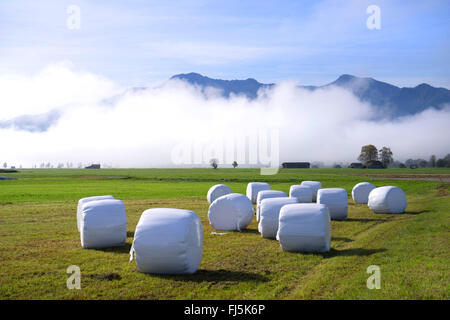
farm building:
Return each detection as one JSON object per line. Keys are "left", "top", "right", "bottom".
{"left": 348, "top": 162, "right": 364, "bottom": 168}
{"left": 365, "top": 160, "right": 385, "bottom": 169}
{"left": 281, "top": 162, "right": 310, "bottom": 169}
{"left": 85, "top": 164, "right": 101, "bottom": 169}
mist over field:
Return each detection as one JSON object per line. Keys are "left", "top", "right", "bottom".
{"left": 1, "top": 64, "right": 449, "bottom": 168}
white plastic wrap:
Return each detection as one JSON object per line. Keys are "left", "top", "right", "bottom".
{"left": 317, "top": 188, "right": 348, "bottom": 220}
{"left": 368, "top": 186, "right": 407, "bottom": 214}
{"left": 77, "top": 195, "right": 114, "bottom": 232}
{"left": 246, "top": 182, "right": 271, "bottom": 204}
{"left": 208, "top": 193, "right": 254, "bottom": 231}
{"left": 352, "top": 182, "right": 376, "bottom": 204}
{"left": 258, "top": 197, "right": 299, "bottom": 239}
{"left": 289, "top": 185, "right": 313, "bottom": 203}
{"left": 276, "top": 204, "right": 331, "bottom": 253}
{"left": 80, "top": 199, "right": 127, "bottom": 249}
{"left": 130, "top": 208, "right": 203, "bottom": 274}
{"left": 300, "top": 181, "right": 322, "bottom": 201}
{"left": 256, "top": 190, "right": 288, "bottom": 221}
{"left": 207, "top": 184, "right": 233, "bottom": 204}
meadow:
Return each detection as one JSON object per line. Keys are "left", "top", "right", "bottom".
{"left": 0, "top": 168, "right": 448, "bottom": 299}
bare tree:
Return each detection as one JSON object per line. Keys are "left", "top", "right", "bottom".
{"left": 3, "top": 162, "right": 6, "bottom": 169}
{"left": 209, "top": 158, "right": 218, "bottom": 169}
{"left": 430, "top": 155, "right": 436, "bottom": 168}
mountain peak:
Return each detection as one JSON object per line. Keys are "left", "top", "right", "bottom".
{"left": 168, "top": 72, "right": 450, "bottom": 117}
{"left": 171, "top": 72, "right": 207, "bottom": 81}
{"left": 332, "top": 74, "right": 379, "bottom": 86}
{"left": 415, "top": 83, "right": 432, "bottom": 89}
{"left": 170, "top": 72, "right": 271, "bottom": 98}
{"left": 336, "top": 74, "right": 357, "bottom": 81}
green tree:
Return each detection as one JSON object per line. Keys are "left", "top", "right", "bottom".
{"left": 358, "top": 144, "right": 378, "bottom": 162}
{"left": 436, "top": 154, "right": 450, "bottom": 167}
{"left": 418, "top": 159, "right": 428, "bottom": 168}
{"left": 232, "top": 161, "right": 238, "bottom": 168}
{"left": 379, "top": 147, "right": 394, "bottom": 168}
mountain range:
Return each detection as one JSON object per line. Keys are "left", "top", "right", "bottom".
{"left": 171, "top": 72, "right": 450, "bottom": 117}
{"left": 2, "top": 72, "right": 449, "bottom": 133}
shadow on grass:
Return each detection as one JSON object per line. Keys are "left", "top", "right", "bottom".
{"left": 87, "top": 272, "right": 122, "bottom": 281}
{"left": 403, "top": 210, "right": 430, "bottom": 215}
{"left": 153, "top": 269, "right": 270, "bottom": 283}
{"left": 332, "top": 236, "right": 353, "bottom": 243}
{"left": 94, "top": 242, "right": 132, "bottom": 254}
{"left": 372, "top": 210, "right": 430, "bottom": 215}
{"left": 239, "top": 228, "right": 259, "bottom": 234}
{"left": 345, "top": 217, "right": 387, "bottom": 222}
{"left": 321, "top": 247, "right": 387, "bottom": 258}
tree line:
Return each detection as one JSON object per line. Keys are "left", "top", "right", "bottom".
{"left": 357, "top": 144, "right": 450, "bottom": 168}
{"left": 358, "top": 145, "right": 393, "bottom": 168}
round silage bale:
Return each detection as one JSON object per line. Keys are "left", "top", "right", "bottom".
{"left": 352, "top": 182, "right": 376, "bottom": 204}
{"left": 258, "top": 197, "right": 299, "bottom": 239}
{"left": 246, "top": 182, "right": 271, "bottom": 204}
{"left": 276, "top": 203, "right": 331, "bottom": 253}
{"left": 130, "top": 208, "right": 203, "bottom": 274}
{"left": 300, "top": 181, "right": 322, "bottom": 201}
{"left": 208, "top": 193, "right": 254, "bottom": 231}
{"left": 80, "top": 199, "right": 127, "bottom": 249}
{"left": 256, "top": 190, "right": 288, "bottom": 221}
{"left": 207, "top": 184, "right": 233, "bottom": 204}
{"left": 368, "top": 186, "right": 407, "bottom": 214}
{"left": 77, "top": 195, "right": 115, "bottom": 232}
{"left": 289, "top": 185, "right": 313, "bottom": 203}
{"left": 317, "top": 188, "right": 348, "bottom": 220}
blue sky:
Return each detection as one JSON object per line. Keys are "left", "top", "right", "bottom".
{"left": 1, "top": 0, "right": 449, "bottom": 87}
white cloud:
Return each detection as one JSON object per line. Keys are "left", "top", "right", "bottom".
{"left": 0, "top": 64, "right": 449, "bottom": 168}
{"left": 0, "top": 62, "right": 120, "bottom": 119}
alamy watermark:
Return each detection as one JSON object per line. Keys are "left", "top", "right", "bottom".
{"left": 67, "top": 5, "right": 81, "bottom": 30}
{"left": 67, "top": 265, "right": 81, "bottom": 289}
{"left": 366, "top": 5, "right": 381, "bottom": 30}
{"left": 366, "top": 265, "right": 381, "bottom": 289}
{"left": 170, "top": 129, "right": 280, "bottom": 175}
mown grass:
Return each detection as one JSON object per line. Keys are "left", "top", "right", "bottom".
{"left": 0, "top": 168, "right": 448, "bottom": 299}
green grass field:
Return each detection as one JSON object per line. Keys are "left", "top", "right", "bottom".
{"left": 0, "top": 168, "right": 448, "bottom": 299}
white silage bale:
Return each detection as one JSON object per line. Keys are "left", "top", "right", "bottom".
{"left": 208, "top": 193, "right": 254, "bottom": 231}
{"left": 258, "top": 197, "right": 299, "bottom": 239}
{"left": 368, "top": 186, "right": 407, "bottom": 214}
{"left": 77, "top": 195, "right": 115, "bottom": 232}
{"left": 276, "top": 204, "right": 331, "bottom": 253}
{"left": 256, "top": 190, "right": 288, "bottom": 221}
{"left": 246, "top": 182, "right": 271, "bottom": 204}
{"left": 352, "top": 182, "right": 376, "bottom": 204}
{"left": 317, "top": 188, "right": 348, "bottom": 220}
{"left": 80, "top": 199, "right": 127, "bottom": 249}
{"left": 300, "top": 181, "right": 322, "bottom": 201}
{"left": 207, "top": 184, "right": 233, "bottom": 204}
{"left": 130, "top": 208, "right": 203, "bottom": 274}
{"left": 289, "top": 185, "right": 313, "bottom": 203}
